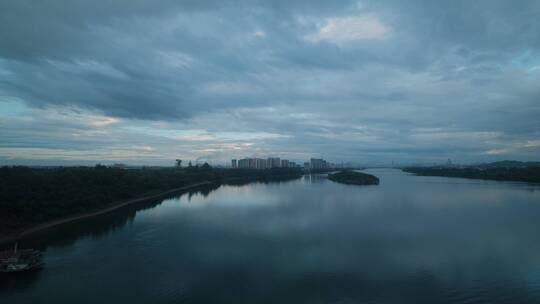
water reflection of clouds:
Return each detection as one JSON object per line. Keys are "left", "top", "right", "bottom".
{"left": 159, "top": 170, "right": 540, "bottom": 301}
{"left": 4, "top": 170, "right": 540, "bottom": 302}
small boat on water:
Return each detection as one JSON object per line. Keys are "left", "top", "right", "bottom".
{"left": 0, "top": 243, "right": 43, "bottom": 274}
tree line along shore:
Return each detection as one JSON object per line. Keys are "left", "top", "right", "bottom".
{"left": 2, "top": 162, "right": 538, "bottom": 241}
{"left": 0, "top": 165, "right": 303, "bottom": 237}
{"left": 403, "top": 164, "right": 540, "bottom": 183}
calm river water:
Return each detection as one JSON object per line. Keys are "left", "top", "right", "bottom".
{"left": 2, "top": 169, "right": 540, "bottom": 303}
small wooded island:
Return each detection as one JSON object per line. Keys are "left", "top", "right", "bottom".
{"left": 328, "top": 171, "right": 380, "bottom": 186}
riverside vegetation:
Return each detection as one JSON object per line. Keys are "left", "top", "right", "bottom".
{"left": 328, "top": 170, "right": 380, "bottom": 185}
{"left": 403, "top": 161, "right": 540, "bottom": 183}
{"left": 0, "top": 165, "right": 302, "bottom": 235}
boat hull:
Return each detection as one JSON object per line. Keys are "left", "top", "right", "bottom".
{"left": 0, "top": 249, "right": 44, "bottom": 274}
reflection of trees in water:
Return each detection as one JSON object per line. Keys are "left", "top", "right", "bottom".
{"left": 0, "top": 179, "right": 302, "bottom": 293}
{"left": 223, "top": 176, "right": 301, "bottom": 187}
{"left": 6, "top": 179, "right": 300, "bottom": 252}
{"left": 303, "top": 174, "right": 328, "bottom": 183}
{"left": 186, "top": 184, "right": 221, "bottom": 201}
{"left": 15, "top": 185, "right": 223, "bottom": 251}
{"left": 0, "top": 184, "right": 222, "bottom": 294}
{"left": 12, "top": 178, "right": 300, "bottom": 251}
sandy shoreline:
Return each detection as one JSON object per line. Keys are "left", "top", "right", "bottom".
{"left": 0, "top": 181, "right": 212, "bottom": 246}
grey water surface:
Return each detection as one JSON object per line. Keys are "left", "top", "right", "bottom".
{"left": 2, "top": 169, "right": 540, "bottom": 304}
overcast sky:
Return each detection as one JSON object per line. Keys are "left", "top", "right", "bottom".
{"left": 1, "top": 0, "right": 539, "bottom": 166}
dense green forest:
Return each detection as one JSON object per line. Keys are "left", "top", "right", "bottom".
{"left": 403, "top": 166, "right": 540, "bottom": 183}
{"left": 0, "top": 165, "right": 302, "bottom": 234}
{"left": 328, "top": 170, "right": 380, "bottom": 185}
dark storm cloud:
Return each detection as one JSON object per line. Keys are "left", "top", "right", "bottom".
{"left": 1, "top": 0, "right": 539, "bottom": 163}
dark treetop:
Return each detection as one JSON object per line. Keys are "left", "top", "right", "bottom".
{"left": 328, "top": 170, "right": 380, "bottom": 186}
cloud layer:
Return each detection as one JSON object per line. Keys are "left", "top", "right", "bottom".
{"left": 1, "top": 0, "right": 539, "bottom": 165}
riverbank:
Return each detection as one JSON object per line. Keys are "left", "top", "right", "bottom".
{"left": 0, "top": 181, "right": 212, "bottom": 246}
{"left": 402, "top": 166, "right": 540, "bottom": 183}
{"left": 0, "top": 166, "right": 303, "bottom": 239}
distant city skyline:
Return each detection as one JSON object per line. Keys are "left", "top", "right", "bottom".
{"left": 1, "top": 1, "right": 539, "bottom": 166}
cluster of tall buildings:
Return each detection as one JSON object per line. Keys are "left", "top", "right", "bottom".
{"left": 231, "top": 157, "right": 337, "bottom": 170}
{"left": 304, "top": 158, "right": 331, "bottom": 170}
{"left": 232, "top": 157, "right": 298, "bottom": 169}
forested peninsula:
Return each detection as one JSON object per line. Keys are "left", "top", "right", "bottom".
{"left": 0, "top": 165, "right": 302, "bottom": 237}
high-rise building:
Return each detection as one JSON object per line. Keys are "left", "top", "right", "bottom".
{"left": 238, "top": 158, "right": 250, "bottom": 169}
{"left": 234, "top": 157, "right": 305, "bottom": 170}
{"left": 310, "top": 158, "right": 326, "bottom": 169}
{"left": 236, "top": 158, "right": 269, "bottom": 169}
{"left": 255, "top": 158, "right": 267, "bottom": 169}
{"left": 267, "top": 157, "right": 281, "bottom": 168}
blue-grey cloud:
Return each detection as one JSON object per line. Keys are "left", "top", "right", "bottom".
{"left": 0, "top": 0, "right": 539, "bottom": 164}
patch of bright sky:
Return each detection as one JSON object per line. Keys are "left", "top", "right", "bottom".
{"left": 510, "top": 51, "right": 540, "bottom": 71}
{"left": 304, "top": 14, "right": 391, "bottom": 45}
{"left": 123, "top": 125, "right": 287, "bottom": 141}
{"left": 0, "top": 100, "right": 29, "bottom": 117}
